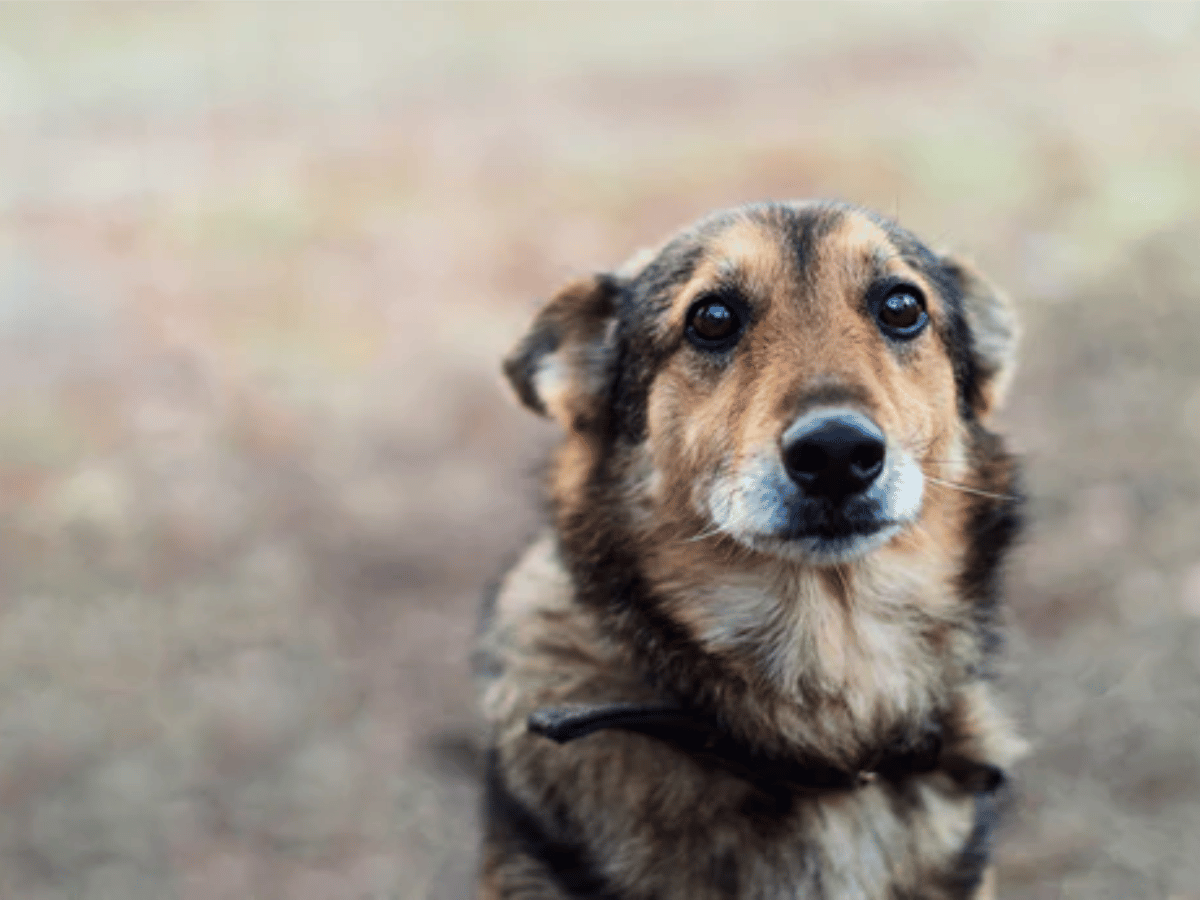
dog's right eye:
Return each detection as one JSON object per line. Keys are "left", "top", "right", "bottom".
{"left": 686, "top": 297, "right": 743, "bottom": 351}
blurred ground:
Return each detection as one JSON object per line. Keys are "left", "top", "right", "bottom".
{"left": 1, "top": 4, "right": 1200, "bottom": 899}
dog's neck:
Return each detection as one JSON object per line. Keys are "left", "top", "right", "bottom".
{"left": 558, "top": 521, "right": 981, "bottom": 770}
{"left": 669, "top": 550, "right": 976, "bottom": 754}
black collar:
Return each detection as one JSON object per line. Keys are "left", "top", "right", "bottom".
{"left": 528, "top": 702, "right": 1004, "bottom": 796}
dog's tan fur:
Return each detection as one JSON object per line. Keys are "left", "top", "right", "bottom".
{"left": 478, "top": 202, "right": 1025, "bottom": 900}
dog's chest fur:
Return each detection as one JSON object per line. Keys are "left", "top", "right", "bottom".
{"left": 646, "top": 541, "right": 972, "bottom": 765}
{"left": 478, "top": 537, "right": 987, "bottom": 900}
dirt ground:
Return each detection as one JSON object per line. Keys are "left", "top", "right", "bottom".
{"left": 2, "top": 5, "right": 1200, "bottom": 899}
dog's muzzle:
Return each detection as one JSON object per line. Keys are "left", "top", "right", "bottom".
{"left": 705, "top": 407, "right": 923, "bottom": 561}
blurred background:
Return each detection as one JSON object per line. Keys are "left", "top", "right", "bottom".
{"left": 1, "top": 4, "right": 1199, "bottom": 898}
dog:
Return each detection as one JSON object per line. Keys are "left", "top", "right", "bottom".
{"left": 475, "top": 201, "right": 1026, "bottom": 900}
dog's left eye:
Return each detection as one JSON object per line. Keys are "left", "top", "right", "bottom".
{"left": 686, "top": 298, "right": 743, "bottom": 350}
{"left": 876, "top": 286, "right": 928, "bottom": 338}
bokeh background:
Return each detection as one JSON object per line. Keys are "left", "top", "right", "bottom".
{"left": 2, "top": 4, "right": 1200, "bottom": 898}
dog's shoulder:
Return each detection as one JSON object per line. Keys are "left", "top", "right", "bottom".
{"left": 476, "top": 533, "right": 652, "bottom": 731}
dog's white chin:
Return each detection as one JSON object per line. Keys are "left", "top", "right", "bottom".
{"left": 735, "top": 522, "right": 906, "bottom": 566}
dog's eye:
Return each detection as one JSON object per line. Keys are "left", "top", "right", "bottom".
{"left": 876, "top": 287, "right": 927, "bottom": 338}
{"left": 686, "top": 298, "right": 743, "bottom": 350}
{"left": 692, "top": 302, "right": 737, "bottom": 339}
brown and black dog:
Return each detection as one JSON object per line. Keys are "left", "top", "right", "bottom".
{"left": 476, "top": 201, "right": 1026, "bottom": 900}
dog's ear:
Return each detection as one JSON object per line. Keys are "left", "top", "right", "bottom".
{"left": 941, "top": 254, "right": 1018, "bottom": 420}
{"left": 502, "top": 273, "right": 619, "bottom": 430}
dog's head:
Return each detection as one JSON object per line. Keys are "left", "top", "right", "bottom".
{"left": 505, "top": 201, "right": 1016, "bottom": 565}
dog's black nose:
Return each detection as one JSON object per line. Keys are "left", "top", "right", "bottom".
{"left": 783, "top": 412, "right": 886, "bottom": 498}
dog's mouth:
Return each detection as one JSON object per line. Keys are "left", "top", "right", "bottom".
{"left": 777, "top": 496, "right": 896, "bottom": 542}
{"left": 702, "top": 492, "right": 909, "bottom": 565}
{"left": 704, "top": 449, "right": 924, "bottom": 564}
{"left": 766, "top": 497, "right": 905, "bottom": 562}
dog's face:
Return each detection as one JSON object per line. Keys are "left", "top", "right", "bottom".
{"left": 505, "top": 202, "right": 1016, "bottom": 566}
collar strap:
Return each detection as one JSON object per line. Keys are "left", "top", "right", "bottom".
{"left": 528, "top": 702, "right": 1004, "bottom": 795}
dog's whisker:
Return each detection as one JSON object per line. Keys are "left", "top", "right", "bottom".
{"left": 684, "top": 522, "right": 728, "bottom": 543}
{"left": 925, "top": 475, "right": 1017, "bottom": 502}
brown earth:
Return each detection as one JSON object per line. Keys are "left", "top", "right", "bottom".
{"left": 1, "top": 5, "right": 1199, "bottom": 899}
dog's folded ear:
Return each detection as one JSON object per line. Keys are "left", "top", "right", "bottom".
{"left": 503, "top": 273, "right": 619, "bottom": 430}
{"left": 940, "top": 254, "right": 1019, "bottom": 420}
